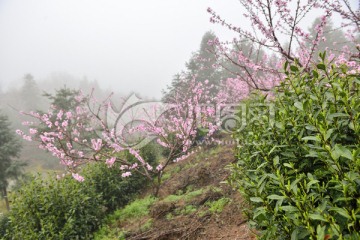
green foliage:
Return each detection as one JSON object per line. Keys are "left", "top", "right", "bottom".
{"left": 230, "top": 59, "right": 360, "bottom": 239}
{"left": 206, "top": 197, "right": 231, "bottom": 214}
{"left": 5, "top": 174, "right": 104, "bottom": 240}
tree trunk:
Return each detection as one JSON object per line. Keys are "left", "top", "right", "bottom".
{"left": 2, "top": 186, "right": 10, "bottom": 211}
{"left": 152, "top": 173, "right": 162, "bottom": 197}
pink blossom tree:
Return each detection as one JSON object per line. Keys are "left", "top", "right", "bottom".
{"left": 18, "top": 79, "right": 221, "bottom": 196}
{"left": 207, "top": 0, "right": 360, "bottom": 97}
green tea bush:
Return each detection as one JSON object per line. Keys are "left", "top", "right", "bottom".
{"left": 230, "top": 56, "right": 360, "bottom": 239}
{"left": 3, "top": 164, "right": 149, "bottom": 239}
{"left": 5, "top": 174, "right": 104, "bottom": 240}
{"left": 82, "top": 162, "right": 147, "bottom": 213}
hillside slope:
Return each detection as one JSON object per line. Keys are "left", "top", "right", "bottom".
{"left": 95, "top": 145, "right": 256, "bottom": 240}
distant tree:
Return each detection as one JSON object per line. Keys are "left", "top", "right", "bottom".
{"left": 42, "top": 86, "right": 86, "bottom": 112}
{"left": 163, "top": 31, "right": 224, "bottom": 101}
{"left": 185, "top": 31, "right": 222, "bottom": 85}
{"left": 21, "top": 74, "right": 40, "bottom": 111}
{"left": 34, "top": 87, "right": 91, "bottom": 155}
{"left": 307, "top": 18, "right": 351, "bottom": 60}
{"left": 0, "top": 111, "right": 24, "bottom": 211}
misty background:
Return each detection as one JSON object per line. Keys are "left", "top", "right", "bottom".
{"left": 0, "top": 0, "right": 242, "bottom": 98}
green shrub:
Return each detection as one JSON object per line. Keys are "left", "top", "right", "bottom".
{"left": 82, "top": 162, "right": 147, "bottom": 213}
{"left": 230, "top": 57, "right": 360, "bottom": 239}
{"left": 2, "top": 161, "right": 149, "bottom": 239}
{"left": 5, "top": 174, "right": 104, "bottom": 240}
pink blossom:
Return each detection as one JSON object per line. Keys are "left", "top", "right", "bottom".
{"left": 156, "top": 164, "right": 163, "bottom": 171}
{"left": 146, "top": 163, "right": 153, "bottom": 171}
{"left": 156, "top": 139, "right": 169, "bottom": 148}
{"left": 57, "top": 110, "right": 63, "bottom": 120}
{"left": 129, "top": 148, "right": 145, "bottom": 165}
{"left": 91, "top": 139, "right": 102, "bottom": 151}
{"left": 105, "top": 157, "right": 116, "bottom": 167}
{"left": 121, "top": 172, "right": 132, "bottom": 177}
{"left": 130, "top": 163, "right": 138, "bottom": 169}
{"left": 72, "top": 173, "right": 85, "bottom": 182}
{"left": 78, "top": 151, "right": 84, "bottom": 157}
{"left": 66, "top": 142, "right": 72, "bottom": 150}
{"left": 120, "top": 165, "right": 128, "bottom": 170}
{"left": 65, "top": 111, "right": 72, "bottom": 119}
{"left": 62, "top": 121, "right": 68, "bottom": 128}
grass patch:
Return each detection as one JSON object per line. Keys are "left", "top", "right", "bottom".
{"left": 166, "top": 213, "right": 173, "bottom": 220}
{"left": 114, "top": 195, "right": 157, "bottom": 221}
{"left": 94, "top": 196, "right": 156, "bottom": 239}
{"left": 176, "top": 205, "right": 197, "bottom": 215}
{"left": 94, "top": 225, "right": 127, "bottom": 240}
{"left": 163, "top": 194, "right": 183, "bottom": 203}
{"left": 161, "top": 172, "right": 172, "bottom": 182}
{"left": 140, "top": 219, "right": 153, "bottom": 232}
{"left": 184, "top": 189, "right": 203, "bottom": 201}
{"left": 162, "top": 188, "right": 205, "bottom": 203}
{"left": 206, "top": 197, "right": 231, "bottom": 214}
{"left": 197, "top": 210, "right": 208, "bottom": 218}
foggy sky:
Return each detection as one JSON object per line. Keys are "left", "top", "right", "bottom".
{"left": 0, "top": 0, "right": 242, "bottom": 98}
{"left": 1, "top": 0, "right": 354, "bottom": 99}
